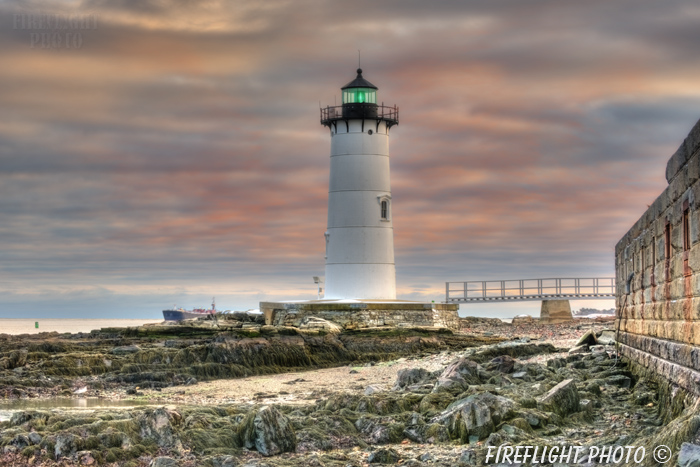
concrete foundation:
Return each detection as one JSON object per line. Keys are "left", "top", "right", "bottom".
{"left": 539, "top": 300, "right": 573, "bottom": 324}
{"left": 259, "top": 300, "right": 460, "bottom": 330}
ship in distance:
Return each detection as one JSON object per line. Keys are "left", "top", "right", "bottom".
{"left": 162, "top": 298, "right": 218, "bottom": 321}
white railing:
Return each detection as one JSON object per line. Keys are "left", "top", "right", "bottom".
{"left": 446, "top": 277, "right": 615, "bottom": 303}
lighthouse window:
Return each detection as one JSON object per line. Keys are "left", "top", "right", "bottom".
{"left": 380, "top": 200, "right": 388, "bottom": 220}
{"left": 343, "top": 88, "right": 376, "bottom": 104}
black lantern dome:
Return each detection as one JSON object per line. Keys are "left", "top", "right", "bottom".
{"left": 320, "top": 68, "right": 398, "bottom": 129}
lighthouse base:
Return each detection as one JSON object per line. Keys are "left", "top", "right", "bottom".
{"left": 259, "top": 300, "right": 460, "bottom": 330}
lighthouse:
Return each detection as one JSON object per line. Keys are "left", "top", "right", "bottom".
{"left": 260, "top": 69, "right": 458, "bottom": 329}
{"left": 320, "top": 69, "right": 399, "bottom": 299}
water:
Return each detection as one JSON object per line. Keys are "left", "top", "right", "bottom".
{"left": 0, "top": 319, "right": 162, "bottom": 335}
{"left": 0, "top": 398, "right": 155, "bottom": 422}
{"left": 0, "top": 319, "right": 164, "bottom": 420}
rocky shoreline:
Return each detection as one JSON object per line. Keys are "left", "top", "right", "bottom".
{"left": 0, "top": 317, "right": 697, "bottom": 466}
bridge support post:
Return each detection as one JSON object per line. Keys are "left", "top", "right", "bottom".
{"left": 540, "top": 299, "right": 573, "bottom": 324}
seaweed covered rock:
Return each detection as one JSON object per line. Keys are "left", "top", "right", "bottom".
{"left": 54, "top": 433, "right": 79, "bottom": 459}
{"left": 632, "top": 378, "right": 658, "bottom": 406}
{"left": 355, "top": 416, "right": 403, "bottom": 444}
{"left": 0, "top": 327, "right": 501, "bottom": 393}
{"left": 151, "top": 457, "right": 178, "bottom": 467}
{"left": 368, "top": 447, "right": 400, "bottom": 464}
{"left": 433, "top": 392, "right": 516, "bottom": 442}
{"left": 468, "top": 342, "right": 558, "bottom": 363}
{"left": 209, "top": 455, "right": 239, "bottom": 467}
{"left": 241, "top": 406, "right": 296, "bottom": 456}
{"left": 138, "top": 407, "right": 183, "bottom": 450}
{"left": 433, "top": 358, "right": 481, "bottom": 393}
{"left": 486, "top": 355, "right": 517, "bottom": 374}
{"left": 403, "top": 422, "right": 449, "bottom": 444}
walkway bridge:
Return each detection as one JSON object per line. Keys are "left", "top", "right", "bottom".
{"left": 445, "top": 277, "right": 615, "bottom": 303}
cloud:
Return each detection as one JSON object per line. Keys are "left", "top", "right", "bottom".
{"left": 0, "top": 0, "right": 697, "bottom": 316}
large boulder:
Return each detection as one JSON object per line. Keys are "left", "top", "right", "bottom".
{"left": 433, "top": 392, "right": 516, "bottom": 441}
{"left": 596, "top": 330, "right": 617, "bottom": 345}
{"left": 679, "top": 442, "right": 700, "bottom": 467}
{"left": 538, "top": 378, "right": 580, "bottom": 416}
{"left": 241, "top": 406, "right": 296, "bottom": 456}
{"left": 433, "top": 358, "right": 481, "bottom": 392}
{"left": 393, "top": 368, "right": 433, "bottom": 390}
{"left": 575, "top": 331, "right": 597, "bottom": 347}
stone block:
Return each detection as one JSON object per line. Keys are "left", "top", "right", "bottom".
{"left": 669, "top": 299, "right": 684, "bottom": 321}
{"left": 670, "top": 172, "right": 686, "bottom": 203}
{"left": 689, "top": 156, "right": 700, "bottom": 187}
{"left": 671, "top": 278, "right": 685, "bottom": 300}
{"left": 692, "top": 298, "right": 700, "bottom": 321}
{"left": 653, "top": 261, "right": 663, "bottom": 283}
{"left": 538, "top": 379, "right": 579, "bottom": 416}
{"left": 686, "top": 118, "right": 700, "bottom": 158}
{"left": 620, "top": 342, "right": 700, "bottom": 396}
{"left": 667, "top": 143, "right": 688, "bottom": 183}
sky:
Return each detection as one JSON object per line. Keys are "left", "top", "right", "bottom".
{"left": 2, "top": 0, "right": 700, "bottom": 319}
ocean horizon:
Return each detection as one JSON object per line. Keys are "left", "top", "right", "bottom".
{"left": 0, "top": 319, "right": 163, "bottom": 335}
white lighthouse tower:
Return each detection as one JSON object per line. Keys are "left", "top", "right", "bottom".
{"left": 320, "top": 69, "right": 399, "bottom": 299}
{"left": 260, "top": 69, "right": 458, "bottom": 329}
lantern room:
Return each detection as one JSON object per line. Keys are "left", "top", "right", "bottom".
{"left": 341, "top": 69, "right": 378, "bottom": 104}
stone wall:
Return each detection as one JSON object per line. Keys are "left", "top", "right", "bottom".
{"left": 615, "top": 117, "right": 700, "bottom": 395}
{"left": 259, "top": 302, "right": 460, "bottom": 330}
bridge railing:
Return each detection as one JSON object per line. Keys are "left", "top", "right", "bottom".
{"left": 446, "top": 277, "right": 615, "bottom": 303}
